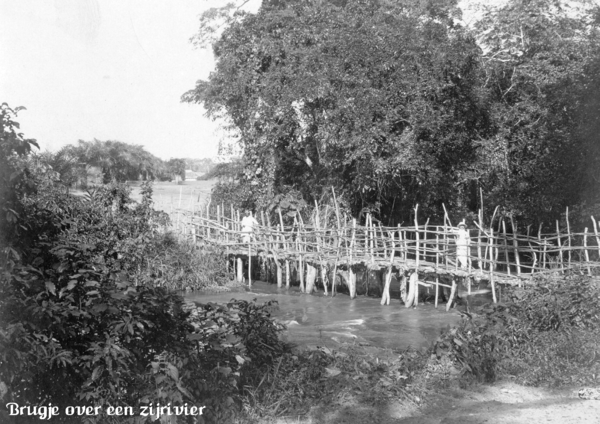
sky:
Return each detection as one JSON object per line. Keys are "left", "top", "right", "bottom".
{"left": 0, "top": 0, "right": 260, "bottom": 160}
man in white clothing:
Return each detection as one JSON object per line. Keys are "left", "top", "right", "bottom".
{"left": 241, "top": 210, "right": 259, "bottom": 243}
{"left": 455, "top": 220, "right": 471, "bottom": 270}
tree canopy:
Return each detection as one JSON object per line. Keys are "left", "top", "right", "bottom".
{"left": 185, "top": 0, "right": 600, "bottom": 228}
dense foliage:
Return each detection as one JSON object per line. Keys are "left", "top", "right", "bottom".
{"left": 430, "top": 276, "right": 600, "bottom": 388}
{"left": 37, "top": 140, "right": 217, "bottom": 189}
{"left": 185, "top": 0, "right": 600, "bottom": 228}
{"left": 0, "top": 106, "right": 288, "bottom": 423}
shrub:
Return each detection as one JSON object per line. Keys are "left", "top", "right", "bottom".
{"left": 430, "top": 276, "right": 600, "bottom": 388}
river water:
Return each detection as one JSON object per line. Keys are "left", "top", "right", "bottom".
{"left": 185, "top": 281, "right": 493, "bottom": 351}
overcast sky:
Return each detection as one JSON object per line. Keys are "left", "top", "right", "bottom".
{"left": 1, "top": 0, "right": 260, "bottom": 160}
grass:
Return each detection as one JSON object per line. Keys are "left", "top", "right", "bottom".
{"left": 128, "top": 179, "right": 216, "bottom": 215}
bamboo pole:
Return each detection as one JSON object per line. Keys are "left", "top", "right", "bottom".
{"left": 435, "top": 231, "right": 439, "bottom": 308}
{"left": 592, "top": 217, "right": 600, "bottom": 262}
{"left": 543, "top": 238, "right": 548, "bottom": 270}
{"left": 538, "top": 224, "right": 544, "bottom": 272}
{"left": 477, "top": 209, "right": 483, "bottom": 270}
{"left": 510, "top": 216, "right": 521, "bottom": 277}
{"left": 488, "top": 217, "right": 497, "bottom": 303}
{"left": 502, "top": 219, "right": 511, "bottom": 276}
{"left": 380, "top": 236, "right": 396, "bottom": 306}
{"left": 380, "top": 223, "right": 388, "bottom": 259}
{"left": 584, "top": 227, "right": 591, "bottom": 276}
{"left": 237, "top": 257, "right": 243, "bottom": 283}
{"left": 414, "top": 205, "right": 420, "bottom": 270}
{"left": 248, "top": 242, "right": 252, "bottom": 288}
{"left": 446, "top": 278, "right": 457, "bottom": 311}
{"left": 566, "top": 207, "right": 572, "bottom": 270}
{"left": 331, "top": 187, "right": 342, "bottom": 297}
{"left": 527, "top": 225, "right": 537, "bottom": 274}
{"left": 556, "top": 220, "right": 564, "bottom": 273}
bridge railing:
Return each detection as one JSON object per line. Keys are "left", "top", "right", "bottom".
{"left": 178, "top": 206, "right": 600, "bottom": 280}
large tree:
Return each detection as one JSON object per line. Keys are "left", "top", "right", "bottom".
{"left": 472, "top": 0, "right": 600, "bottom": 226}
{"left": 64, "top": 140, "right": 167, "bottom": 184}
{"left": 185, "top": 0, "right": 600, "bottom": 227}
{"left": 185, "top": 0, "right": 490, "bottom": 223}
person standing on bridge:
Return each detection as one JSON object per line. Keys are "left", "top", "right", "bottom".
{"left": 241, "top": 209, "right": 259, "bottom": 243}
{"left": 455, "top": 220, "right": 471, "bottom": 270}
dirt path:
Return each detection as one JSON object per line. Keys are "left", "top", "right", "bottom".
{"left": 396, "top": 381, "right": 600, "bottom": 424}
{"left": 273, "top": 381, "right": 600, "bottom": 424}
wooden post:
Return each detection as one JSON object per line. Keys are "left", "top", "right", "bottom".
{"left": 285, "top": 260, "right": 290, "bottom": 288}
{"left": 414, "top": 205, "right": 420, "bottom": 270}
{"left": 592, "top": 217, "right": 600, "bottom": 262}
{"left": 446, "top": 278, "right": 457, "bottom": 311}
{"left": 510, "top": 216, "right": 521, "bottom": 277}
{"left": 502, "top": 219, "right": 511, "bottom": 276}
{"left": 584, "top": 228, "right": 591, "bottom": 276}
{"left": 298, "top": 255, "right": 304, "bottom": 292}
{"left": 488, "top": 222, "right": 497, "bottom": 303}
{"left": 543, "top": 238, "right": 548, "bottom": 270}
{"left": 380, "top": 223, "right": 388, "bottom": 259}
{"left": 380, "top": 236, "right": 396, "bottom": 306}
{"left": 538, "top": 224, "right": 545, "bottom": 272}
{"left": 368, "top": 214, "right": 375, "bottom": 262}
{"left": 348, "top": 267, "right": 357, "bottom": 299}
{"left": 556, "top": 220, "right": 564, "bottom": 273}
{"left": 306, "top": 264, "right": 317, "bottom": 293}
{"left": 566, "top": 207, "right": 572, "bottom": 271}
{"left": 217, "top": 205, "right": 221, "bottom": 240}
{"left": 405, "top": 272, "right": 418, "bottom": 308}
{"left": 276, "top": 261, "right": 283, "bottom": 288}
{"left": 321, "top": 265, "right": 328, "bottom": 295}
{"left": 237, "top": 257, "right": 243, "bottom": 283}
{"left": 435, "top": 231, "right": 439, "bottom": 308}
{"left": 527, "top": 225, "right": 538, "bottom": 275}
{"left": 248, "top": 243, "right": 252, "bottom": 288}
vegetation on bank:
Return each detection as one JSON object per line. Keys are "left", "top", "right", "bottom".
{"left": 1, "top": 104, "right": 599, "bottom": 424}
{"left": 186, "top": 0, "right": 600, "bottom": 229}
{"left": 35, "top": 139, "right": 219, "bottom": 189}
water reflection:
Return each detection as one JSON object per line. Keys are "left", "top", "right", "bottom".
{"left": 185, "top": 281, "right": 488, "bottom": 351}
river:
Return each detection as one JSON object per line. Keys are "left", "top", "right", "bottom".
{"left": 185, "top": 280, "right": 493, "bottom": 351}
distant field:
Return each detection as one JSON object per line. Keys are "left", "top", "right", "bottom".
{"left": 128, "top": 179, "right": 216, "bottom": 214}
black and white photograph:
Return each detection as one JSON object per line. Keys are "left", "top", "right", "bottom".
{"left": 2, "top": 0, "right": 600, "bottom": 423}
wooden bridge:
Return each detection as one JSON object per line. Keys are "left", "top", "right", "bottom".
{"left": 176, "top": 201, "right": 600, "bottom": 310}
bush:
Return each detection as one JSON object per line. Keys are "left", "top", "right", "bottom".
{"left": 430, "top": 276, "right": 600, "bottom": 388}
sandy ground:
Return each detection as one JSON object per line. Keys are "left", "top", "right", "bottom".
{"left": 272, "top": 381, "right": 600, "bottom": 424}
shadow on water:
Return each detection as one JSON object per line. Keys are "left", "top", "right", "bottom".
{"left": 185, "top": 280, "right": 492, "bottom": 351}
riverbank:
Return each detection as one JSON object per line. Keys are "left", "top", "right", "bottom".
{"left": 258, "top": 341, "right": 600, "bottom": 424}
{"left": 221, "top": 275, "right": 600, "bottom": 423}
